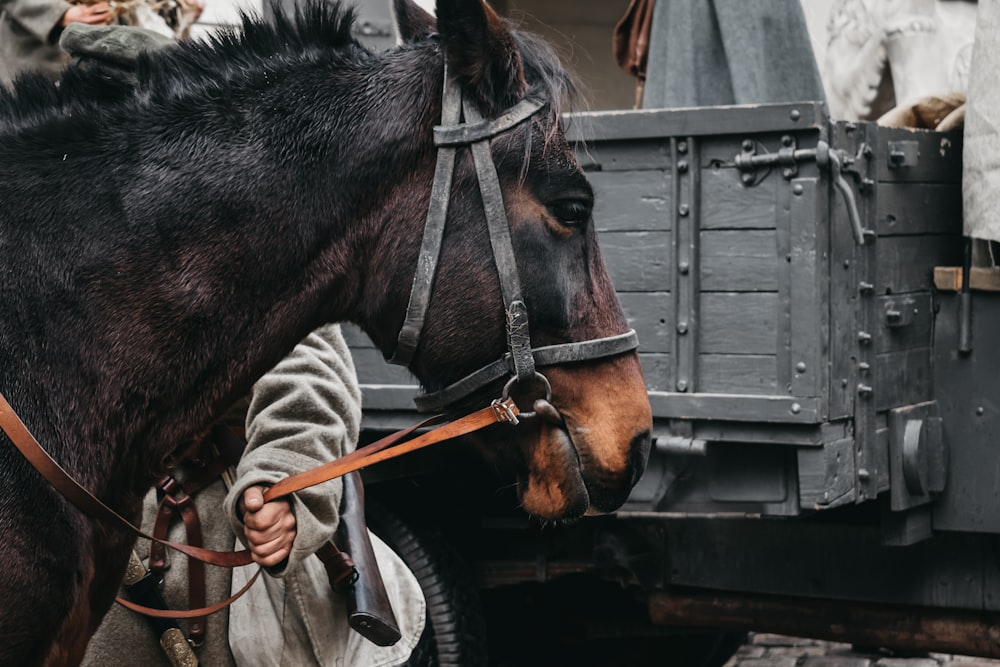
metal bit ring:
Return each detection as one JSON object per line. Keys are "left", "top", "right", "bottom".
{"left": 500, "top": 371, "right": 552, "bottom": 419}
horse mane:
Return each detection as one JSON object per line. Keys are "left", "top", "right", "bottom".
{"left": 0, "top": 1, "right": 367, "bottom": 130}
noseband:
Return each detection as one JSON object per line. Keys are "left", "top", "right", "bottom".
{"left": 388, "top": 69, "right": 639, "bottom": 415}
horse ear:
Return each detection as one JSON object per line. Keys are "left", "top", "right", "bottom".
{"left": 435, "top": 0, "right": 526, "bottom": 115}
{"left": 392, "top": 0, "right": 436, "bottom": 43}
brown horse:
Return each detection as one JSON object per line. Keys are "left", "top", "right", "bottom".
{"left": 0, "top": 0, "right": 652, "bottom": 663}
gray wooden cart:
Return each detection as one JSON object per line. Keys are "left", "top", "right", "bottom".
{"left": 349, "top": 102, "right": 1000, "bottom": 662}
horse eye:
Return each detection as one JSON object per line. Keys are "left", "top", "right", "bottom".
{"left": 548, "top": 199, "right": 591, "bottom": 228}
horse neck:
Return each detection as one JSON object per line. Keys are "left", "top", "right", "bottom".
{"left": 1, "top": 52, "right": 444, "bottom": 498}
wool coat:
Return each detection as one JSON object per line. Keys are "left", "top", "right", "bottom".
{"left": 82, "top": 324, "right": 425, "bottom": 666}
{"left": 0, "top": 0, "right": 73, "bottom": 87}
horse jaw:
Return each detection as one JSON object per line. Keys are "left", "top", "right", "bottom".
{"left": 515, "top": 354, "right": 652, "bottom": 520}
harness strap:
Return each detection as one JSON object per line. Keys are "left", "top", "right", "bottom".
{"left": 462, "top": 98, "right": 536, "bottom": 383}
{"left": 415, "top": 330, "right": 640, "bottom": 413}
{"left": 389, "top": 68, "right": 463, "bottom": 368}
{"left": 261, "top": 398, "right": 519, "bottom": 503}
{"left": 433, "top": 96, "right": 544, "bottom": 146}
{"left": 0, "top": 391, "right": 255, "bottom": 567}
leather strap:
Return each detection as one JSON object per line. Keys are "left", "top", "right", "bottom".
{"left": 414, "top": 330, "right": 640, "bottom": 412}
{"left": 0, "top": 391, "right": 256, "bottom": 567}
{"left": 116, "top": 568, "right": 263, "bottom": 619}
{"left": 262, "top": 398, "right": 519, "bottom": 502}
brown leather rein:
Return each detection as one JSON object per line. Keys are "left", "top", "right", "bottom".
{"left": 0, "top": 390, "right": 519, "bottom": 618}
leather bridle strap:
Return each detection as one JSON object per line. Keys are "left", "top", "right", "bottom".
{"left": 389, "top": 67, "right": 462, "bottom": 368}
{"left": 388, "top": 69, "right": 546, "bottom": 379}
{"left": 415, "top": 330, "right": 640, "bottom": 413}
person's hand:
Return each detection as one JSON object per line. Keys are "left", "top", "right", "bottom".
{"left": 61, "top": 3, "right": 114, "bottom": 27}
{"left": 239, "top": 486, "right": 296, "bottom": 568}
{"left": 177, "top": 0, "right": 205, "bottom": 24}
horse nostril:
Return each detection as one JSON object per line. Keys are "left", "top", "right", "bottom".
{"left": 629, "top": 429, "right": 652, "bottom": 486}
{"left": 533, "top": 398, "right": 565, "bottom": 426}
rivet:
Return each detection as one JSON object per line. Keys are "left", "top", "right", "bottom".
{"left": 678, "top": 140, "right": 688, "bottom": 154}
{"left": 790, "top": 109, "right": 801, "bottom": 121}
{"left": 678, "top": 261, "right": 690, "bottom": 275}
{"left": 792, "top": 183, "right": 804, "bottom": 195}
{"left": 742, "top": 139, "right": 753, "bottom": 151}
{"left": 677, "top": 322, "right": 688, "bottom": 335}
{"left": 678, "top": 203, "right": 690, "bottom": 216}
{"left": 741, "top": 172, "right": 755, "bottom": 185}
{"left": 977, "top": 406, "right": 985, "bottom": 416}
{"left": 791, "top": 403, "right": 801, "bottom": 414}
{"left": 676, "top": 379, "right": 688, "bottom": 392}
{"left": 795, "top": 362, "right": 807, "bottom": 373}
{"left": 858, "top": 468, "right": 870, "bottom": 481}
{"left": 781, "top": 135, "right": 793, "bottom": 147}
{"left": 677, "top": 160, "right": 688, "bottom": 173}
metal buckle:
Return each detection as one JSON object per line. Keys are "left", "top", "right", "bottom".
{"left": 491, "top": 397, "right": 520, "bottom": 426}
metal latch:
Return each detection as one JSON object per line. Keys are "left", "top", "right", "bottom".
{"left": 735, "top": 138, "right": 868, "bottom": 246}
{"left": 887, "top": 141, "right": 919, "bottom": 168}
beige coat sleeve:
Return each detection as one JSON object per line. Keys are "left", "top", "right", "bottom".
{"left": 1, "top": 0, "right": 70, "bottom": 42}
{"left": 223, "top": 323, "right": 362, "bottom": 575}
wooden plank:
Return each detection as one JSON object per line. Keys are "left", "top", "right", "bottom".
{"left": 618, "top": 292, "right": 672, "bottom": 354}
{"left": 699, "top": 292, "right": 779, "bottom": 355}
{"left": 876, "top": 183, "right": 962, "bottom": 236}
{"left": 673, "top": 137, "right": 700, "bottom": 395}
{"left": 598, "top": 230, "right": 672, "bottom": 291}
{"left": 637, "top": 352, "right": 672, "bottom": 392}
{"left": 877, "top": 235, "right": 963, "bottom": 294}
{"left": 798, "top": 437, "right": 857, "bottom": 509}
{"left": 648, "top": 391, "right": 821, "bottom": 423}
{"left": 564, "top": 103, "right": 826, "bottom": 143}
{"left": 698, "top": 354, "right": 777, "bottom": 394}
{"left": 342, "top": 323, "right": 375, "bottom": 349}
{"left": 648, "top": 588, "right": 1000, "bottom": 659}
{"left": 875, "top": 293, "right": 933, "bottom": 353}
{"left": 590, "top": 170, "right": 672, "bottom": 233}
{"left": 573, "top": 139, "right": 671, "bottom": 172}
{"left": 700, "top": 229, "right": 779, "bottom": 291}
{"left": 875, "top": 126, "right": 962, "bottom": 184}
{"left": 876, "top": 347, "right": 933, "bottom": 412}
{"left": 356, "top": 385, "right": 421, "bottom": 411}
{"left": 350, "top": 348, "right": 415, "bottom": 385}
{"left": 788, "top": 178, "right": 824, "bottom": 401}
{"left": 700, "top": 167, "right": 778, "bottom": 230}
{"left": 933, "top": 266, "right": 1000, "bottom": 292}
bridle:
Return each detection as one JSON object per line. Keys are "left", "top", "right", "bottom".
{"left": 389, "top": 67, "right": 638, "bottom": 416}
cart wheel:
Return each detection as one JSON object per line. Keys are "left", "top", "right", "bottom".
{"left": 367, "top": 501, "right": 489, "bottom": 667}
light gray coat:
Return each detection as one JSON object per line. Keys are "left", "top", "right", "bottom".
{"left": 82, "top": 324, "right": 424, "bottom": 666}
{"left": 0, "top": 0, "right": 72, "bottom": 87}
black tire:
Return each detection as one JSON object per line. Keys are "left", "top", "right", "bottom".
{"left": 367, "top": 501, "right": 489, "bottom": 667}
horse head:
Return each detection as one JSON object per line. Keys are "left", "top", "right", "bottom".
{"left": 361, "top": 0, "right": 653, "bottom": 521}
